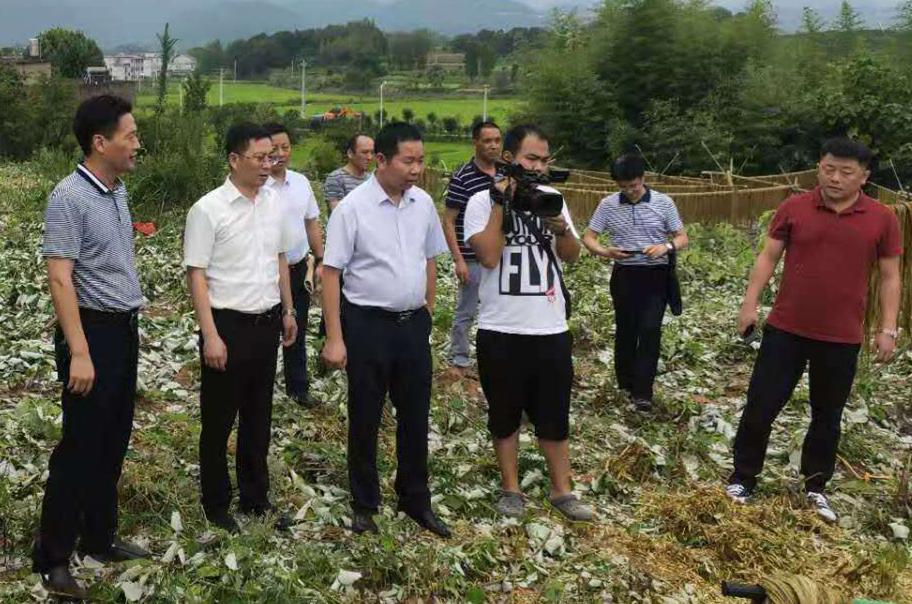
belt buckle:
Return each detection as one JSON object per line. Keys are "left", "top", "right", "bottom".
{"left": 396, "top": 310, "right": 414, "bottom": 324}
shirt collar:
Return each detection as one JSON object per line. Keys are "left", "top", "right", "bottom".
{"left": 369, "top": 175, "right": 416, "bottom": 206}
{"left": 222, "top": 175, "right": 264, "bottom": 204}
{"left": 620, "top": 186, "right": 651, "bottom": 205}
{"left": 812, "top": 186, "right": 869, "bottom": 214}
{"left": 76, "top": 163, "right": 120, "bottom": 195}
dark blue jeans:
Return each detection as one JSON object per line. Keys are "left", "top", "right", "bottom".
{"left": 33, "top": 310, "right": 138, "bottom": 572}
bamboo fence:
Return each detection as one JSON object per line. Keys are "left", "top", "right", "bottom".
{"left": 865, "top": 202, "right": 912, "bottom": 337}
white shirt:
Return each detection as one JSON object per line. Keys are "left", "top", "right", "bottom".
{"left": 265, "top": 169, "right": 320, "bottom": 265}
{"left": 324, "top": 176, "right": 448, "bottom": 312}
{"left": 183, "top": 176, "right": 300, "bottom": 313}
{"left": 463, "top": 186, "right": 579, "bottom": 335}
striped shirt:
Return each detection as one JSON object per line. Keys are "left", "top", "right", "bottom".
{"left": 588, "top": 188, "right": 684, "bottom": 266}
{"left": 444, "top": 159, "right": 500, "bottom": 262}
{"left": 323, "top": 167, "right": 370, "bottom": 213}
{"left": 42, "top": 164, "right": 143, "bottom": 311}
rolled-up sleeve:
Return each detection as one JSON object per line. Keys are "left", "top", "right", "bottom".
{"left": 323, "top": 204, "right": 356, "bottom": 270}
{"left": 42, "top": 189, "right": 83, "bottom": 259}
{"left": 183, "top": 204, "right": 215, "bottom": 268}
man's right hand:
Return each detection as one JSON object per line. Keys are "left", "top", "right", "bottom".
{"left": 322, "top": 337, "right": 347, "bottom": 370}
{"left": 603, "top": 247, "right": 632, "bottom": 260}
{"left": 737, "top": 304, "right": 759, "bottom": 337}
{"left": 203, "top": 332, "right": 228, "bottom": 371}
{"left": 67, "top": 352, "right": 96, "bottom": 396}
{"left": 454, "top": 259, "right": 471, "bottom": 284}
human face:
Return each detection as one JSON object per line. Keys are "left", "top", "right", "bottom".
{"left": 505, "top": 134, "right": 551, "bottom": 174}
{"left": 94, "top": 113, "right": 141, "bottom": 175}
{"left": 229, "top": 137, "right": 275, "bottom": 190}
{"left": 474, "top": 127, "right": 502, "bottom": 164}
{"left": 616, "top": 177, "right": 646, "bottom": 201}
{"left": 348, "top": 136, "right": 375, "bottom": 173}
{"left": 270, "top": 132, "right": 292, "bottom": 174}
{"left": 817, "top": 153, "right": 869, "bottom": 204}
{"left": 376, "top": 140, "right": 424, "bottom": 191}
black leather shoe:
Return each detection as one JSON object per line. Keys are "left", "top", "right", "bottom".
{"left": 290, "top": 392, "right": 319, "bottom": 408}
{"left": 206, "top": 510, "right": 240, "bottom": 534}
{"left": 241, "top": 504, "right": 294, "bottom": 532}
{"left": 80, "top": 537, "right": 151, "bottom": 563}
{"left": 402, "top": 508, "right": 451, "bottom": 538}
{"left": 40, "top": 565, "right": 88, "bottom": 600}
{"left": 350, "top": 511, "right": 378, "bottom": 534}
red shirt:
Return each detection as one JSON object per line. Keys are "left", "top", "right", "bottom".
{"left": 766, "top": 187, "right": 902, "bottom": 344}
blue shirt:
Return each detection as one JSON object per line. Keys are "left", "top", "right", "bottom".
{"left": 588, "top": 188, "right": 684, "bottom": 266}
{"left": 42, "top": 164, "right": 143, "bottom": 311}
{"left": 324, "top": 176, "right": 449, "bottom": 312}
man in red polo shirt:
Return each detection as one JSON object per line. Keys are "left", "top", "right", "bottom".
{"left": 727, "top": 138, "right": 902, "bottom": 522}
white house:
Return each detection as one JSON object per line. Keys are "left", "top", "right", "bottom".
{"left": 104, "top": 52, "right": 198, "bottom": 81}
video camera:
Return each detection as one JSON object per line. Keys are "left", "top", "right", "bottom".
{"left": 497, "top": 162, "right": 570, "bottom": 220}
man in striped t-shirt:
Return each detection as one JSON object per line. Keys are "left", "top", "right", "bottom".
{"left": 323, "top": 133, "right": 374, "bottom": 214}
{"left": 443, "top": 121, "right": 502, "bottom": 369}
{"left": 582, "top": 154, "right": 688, "bottom": 412}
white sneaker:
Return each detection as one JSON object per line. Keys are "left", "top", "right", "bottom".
{"left": 725, "top": 483, "right": 750, "bottom": 504}
{"left": 806, "top": 492, "right": 837, "bottom": 523}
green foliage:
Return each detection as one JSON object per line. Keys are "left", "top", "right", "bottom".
{"left": 37, "top": 28, "right": 104, "bottom": 78}
{"left": 182, "top": 70, "right": 211, "bottom": 113}
{"left": 0, "top": 66, "right": 78, "bottom": 160}
{"left": 156, "top": 23, "right": 179, "bottom": 116}
{"left": 304, "top": 136, "right": 343, "bottom": 178}
{"left": 387, "top": 30, "right": 433, "bottom": 70}
{"left": 427, "top": 64, "right": 446, "bottom": 89}
{"left": 834, "top": 1, "right": 865, "bottom": 32}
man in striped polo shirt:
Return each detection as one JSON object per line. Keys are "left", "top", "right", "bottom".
{"left": 323, "top": 133, "right": 374, "bottom": 214}
{"left": 34, "top": 95, "right": 150, "bottom": 600}
{"left": 582, "top": 154, "right": 688, "bottom": 412}
{"left": 443, "top": 120, "right": 502, "bottom": 370}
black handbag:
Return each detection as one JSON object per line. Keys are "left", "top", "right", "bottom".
{"left": 667, "top": 247, "right": 683, "bottom": 316}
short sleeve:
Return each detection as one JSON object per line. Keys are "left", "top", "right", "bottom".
{"left": 768, "top": 202, "right": 792, "bottom": 241}
{"left": 663, "top": 197, "right": 684, "bottom": 232}
{"left": 42, "top": 189, "right": 84, "bottom": 259}
{"left": 561, "top": 202, "right": 580, "bottom": 239}
{"left": 323, "top": 204, "right": 356, "bottom": 270}
{"left": 323, "top": 172, "right": 343, "bottom": 201}
{"left": 878, "top": 209, "right": 903, "bottom": 257}
{"left": 302, "top": 179, "right": 320, "bottom": 220}
{"left": 425, "top": 204, "right": 449, "bottom": 259}
{"left": 587, "top": 197, "right": 612, "bottom": 234}
{"left": 444, "top": 172, "right": 470, "bottom": 210}
{"left": 183, "top": 203, "right": 215, "bottom": 268}
{"left": 463, "top": 191, "right": 492, "bottom": 243}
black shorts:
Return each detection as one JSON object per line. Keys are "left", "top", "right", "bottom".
{"left": 476, "top": 329, "right": 573, "bottom": 441}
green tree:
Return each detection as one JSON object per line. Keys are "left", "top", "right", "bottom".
{"left": 426, "top": 112, "right": 438, "bottom": 132}
{"left": 427, "top": 65, "right": 446, "bottom": 89}
{"left": 0, "top": 66, "right": 32, "bottom": 158}
{"left": 156, "top": 23, "right": 178, "bottom": 115}
{"left": 897, "top": 1, "right": 912, "bottom": 30}
{"left": 833, "top": 1, "right": 864, "bottom": 32}
{"left": 182, "top": 69, "right": 210, "bottom": 113}
{"left": 402, "top": 107, "right": 415, "bottom": 123}
{"left": 800, "top": 6, "right": 825, "bottom": 33}
{"left": 37, "top": 28, "right": 104, "bottom": 78}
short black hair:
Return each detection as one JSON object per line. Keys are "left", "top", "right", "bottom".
{"left": 820, "top": 137, "right": 873, "bottom": 169}
{"left": 225, "top": 122, "right": 271, "bottom": 159}
{"left": 503, "top": 124, "right": 548, "bottom": 156}
{"left": 472, "top": 120, "right": 501, "bottom": 140}
{"left": 73, "top": 94, "right": 133, "bottom": 157}
{"left": 375, "top": 122, "right": 422, "bottom": 158}
{"left": 345, "top": 133, "right": 371, "bottom": 153}
{"left": 262, "top": 122, "right": 293, "bottom": 144}
{"left": 611, "top": 154, "right": 647, "bottom": 181}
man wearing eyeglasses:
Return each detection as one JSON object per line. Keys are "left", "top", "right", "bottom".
{"left": 183, "top": 122, "right": 301, "bottom": 533}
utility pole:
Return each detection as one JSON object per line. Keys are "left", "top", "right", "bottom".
{"left": 178, "top": 77, "right": 183, "bottom": 111}
{"left": 219, "top": 68, "right": 224, "bottom": 106}
{"left": 300, "top": 59, "right": 307, "bottom": 117}
{"left": 234, "top": 59, "right": 237, "bottom": 81}
{"left": 483, "top": 85, "right": 489, "bottom": 121}
{"left": 380, "top": 80, "right": 388, "bottom": 127}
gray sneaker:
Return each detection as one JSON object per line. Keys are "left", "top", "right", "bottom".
{"left": 550, "top": 494, "right": 594, "bottom": 522}
{"left": 496, "top": 491, "right": 526, "bottom": 517}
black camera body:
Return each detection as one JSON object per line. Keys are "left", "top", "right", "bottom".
{"left": 499, "top": 163, "right": 570, "bottom": 219}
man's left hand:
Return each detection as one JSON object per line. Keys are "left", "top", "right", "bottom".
{"left": 282, "top": 315, "right": 298, "bottom": 347}
{"left": 544, "top": 215, "right": 569, "bottom": 236}
{"left": 874, "top": 332, "right": 897, "bottom": 362}
{"left": 644, "top": 244, "right": 669, "bottom": 259}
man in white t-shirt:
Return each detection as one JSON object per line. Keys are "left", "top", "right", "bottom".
{"left": 464, "top": 124, "right": 593, "bottom": 522}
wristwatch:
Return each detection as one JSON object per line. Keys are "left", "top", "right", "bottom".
{"left": 880, "top": 328, "right": 899, "bottom": 339}
{"left": 665, "top": 242, "right": 675, "bottom": 252}
{"left": 284, "top": 308, "right": 297, "bottom": 318}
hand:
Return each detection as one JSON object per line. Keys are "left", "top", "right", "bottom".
{"left": 454, "top": 259, "right": 470, "bottom": 284}
{"left": 644, "top": 243, "right": 669, "bottom": 259}
{"left": 737, "top": 304, "right": 759, "bottom": 337}
{"left": 603, "top": 247, "right": 631, "bottom": 260}
{"left": 203, "top": 332, "right": 228, "bottom": 371}
{"left": 873, "top": 332, "right": 896, "bottom": 362}
{"left": 322, "top": 337, "right": 347, "bottom": 370}
{"left": 282, "top": 314, "right": 298, "bottom": 347}
{"left": 544, "top": 215, "right": 569, "bottom": 236}
{"left": 67, "top": 351, "right": 96, "bottom": 396}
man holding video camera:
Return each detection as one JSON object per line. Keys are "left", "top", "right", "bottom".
{"left": 582, "top": 154, "right": 688, "bottom": 412}
{"left": 464, "top": 124, "right": 593, "bottom": 521}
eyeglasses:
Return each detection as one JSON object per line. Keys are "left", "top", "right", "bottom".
{"left": 240, "top": 153, "right": 279, "bottom": 165}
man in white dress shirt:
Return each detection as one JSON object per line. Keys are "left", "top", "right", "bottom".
{"left": 321, "top": 123, "right": 451, "bottom": 538}
{"left": 184, "top": 122, "right": 300, "bottom": 533}
{"left": 263, "top": 122, "right": 325, "bottom": 408}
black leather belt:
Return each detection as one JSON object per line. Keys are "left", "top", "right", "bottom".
{"left": 344, "top": 300, "right": 423, "bottom": 324}
{"left": 79, "top": 307, "right": 139, "bottom": 327}
{"left": 212, "top": 305, "right": 281, "bottom": 326}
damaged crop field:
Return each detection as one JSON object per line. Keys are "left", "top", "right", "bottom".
{"left": 1, "top": 161, "right": 911, "bottom": 603}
